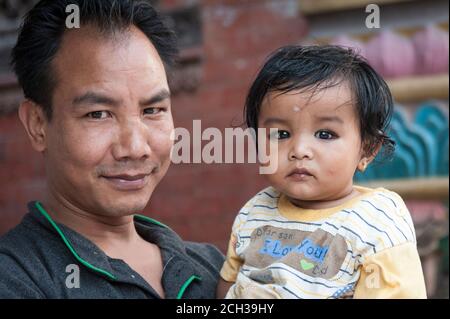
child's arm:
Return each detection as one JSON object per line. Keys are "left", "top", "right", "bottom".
{"left": 217, "top": 196, "right": 257, "bottom": 298}
{"left": 353, "top": 242, "right": 427, "bottom": 298}
{"left": 353, "top": 190, "right": 428, "bottom": 298}
{"left": 216, "top": 233, "right": 244, "bottom": 298}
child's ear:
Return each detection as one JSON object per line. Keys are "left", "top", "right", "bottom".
{"left": 357, "top": 143, "right": 382, "bottom": 172}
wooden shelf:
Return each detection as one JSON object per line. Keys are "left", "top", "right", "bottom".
{"left": 310, "top": 23, "right": 449, "bottom": 44}
{"left": 386, "top": 74, "right": 449, "bottom": 103}
{"left": 299, "top": 0, "right": 416, "bottom": 15}
{"left": 359, "top": 177, "right": 449, "bottom": 200}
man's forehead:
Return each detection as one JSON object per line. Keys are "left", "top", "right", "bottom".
{"left": 50, "top": 25, "right": 168, "bottom": 98}
{"left": 53, "top": 25, "right": 164, "bottom": 74}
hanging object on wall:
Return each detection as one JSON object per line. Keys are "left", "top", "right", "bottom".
{"left": 413, "top": 24, "right": 449, "bottom": 75}
{"left": 364, "top": 30, "right": 417, "bottom": 78}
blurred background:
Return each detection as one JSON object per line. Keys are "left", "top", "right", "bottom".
{"left": 0, "top": 0, "right": 448, "bottom": 298}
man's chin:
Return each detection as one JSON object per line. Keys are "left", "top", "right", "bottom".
{"left": 95, "top": 193, "right": 152, "bottom": 217}
{"left": 90, "top": 172, "right": 162, "bottom": 216}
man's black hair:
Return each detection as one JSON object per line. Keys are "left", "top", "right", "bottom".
{"left": 11, "top": 0, "right": 178, "bottom": 120}
{"left": 244, "top": 45, "right": 395, "bottom": 158}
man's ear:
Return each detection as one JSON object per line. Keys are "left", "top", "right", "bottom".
{"left": 18, "top": 100, "right": 48, "bottom": 152}
{"left": 357, "top": 143, "right": 382, "bottom": 172}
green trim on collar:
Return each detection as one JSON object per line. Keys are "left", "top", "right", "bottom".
{"left": 34, "top": 201, "right": 117, "bottom": 281}
{"left": 135, "top": 215, "right": 203, "bottom": 299}
{"left": 134, "top": 214, "right": 169, "bottom": 229}
{"left": 35, "top": 203, "right": 200, "bottom": 297}
{"left": 177, "top": 275, "right": 202, "bottom": 299}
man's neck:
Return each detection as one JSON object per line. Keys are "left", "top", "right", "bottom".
{"left": 41, "top": 190, "right": 166, "bottom": 298}
{"left": 42, "top": 190, "right": 142, "bottom": 255}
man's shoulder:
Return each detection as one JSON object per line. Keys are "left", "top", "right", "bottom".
{"left": 184, "top": 241, "right": 225, "bottom": 274}
{"left": 185, "top": 241, "right": 224, "bottom": 262}
{"left": 0, "top": 252, "right": 46, "bottom": 298}
{"left": 0, "top": 216, "right": 48, "bottom": 298}
{"left": 0, "top": 215, "right": 35, "bottom": 253}
{"left": 134, "top": 215, "right": 225, "bottom": 278}
{"left": 0, "top": 213, "right": 53, "bottom": 271}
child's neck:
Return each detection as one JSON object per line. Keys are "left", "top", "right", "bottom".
{"left": 287, "top": 187, "right": 361, "bottom": 210}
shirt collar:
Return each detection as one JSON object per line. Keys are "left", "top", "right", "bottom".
{"left": 26, "top": 201, "right": 201, "bottom": 298}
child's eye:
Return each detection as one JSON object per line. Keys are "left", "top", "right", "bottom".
{"left": 86, "top": 111, "right": 111, "bottom": 119}
{"left": 315, "top": 130, "right": 337, "bottom": 140}
{"left": 270, "top": 130, "right": 290, "bottom": 140}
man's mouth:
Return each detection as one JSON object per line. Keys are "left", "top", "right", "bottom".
{"left": 101, "top": 172, "right": 152, "bottom": 191}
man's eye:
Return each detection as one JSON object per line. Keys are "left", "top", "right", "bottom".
{"left": 87, "top": 111, "right": 110, "bottom": 119}
{"left": 270, "top": 130, "right": 290, "bottom": 140}
{"left": 144, "top": 107, "right": 163, "bottom": 115}
{"left": 315, "top": 130, "right": 336, "bottom": 140}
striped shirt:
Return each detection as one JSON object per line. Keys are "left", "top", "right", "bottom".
{"left": 220, "top": 186, "right": 426, "bottom": 299}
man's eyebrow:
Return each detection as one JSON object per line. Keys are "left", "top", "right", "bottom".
{"left": 140, "top": 89, "right": 171, "bottom": 106}
{"left": 315, "top": 115, "right": 344, "bottom": 124}
{"left": 72, "top": 89, "right": 170, "bottom": 108}
{"left": 72, "top": 92, "right": 120, "bottom": 107}
{"left": 263, "top": 117, "right": 289, "bottom": 126}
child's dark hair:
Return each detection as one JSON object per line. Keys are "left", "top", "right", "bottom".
{"left": 244, "top": 45, "right": 395, "bottom": 159}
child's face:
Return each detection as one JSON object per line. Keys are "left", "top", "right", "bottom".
{"left": 258, "top": 82, "right": 364, "bottom": 204}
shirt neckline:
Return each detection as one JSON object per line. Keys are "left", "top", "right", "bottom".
{"left": 277, "top": 185, "right": 382, "bottom": 222}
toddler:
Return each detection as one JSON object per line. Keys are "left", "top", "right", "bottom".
{"left": 217, "top": 45, "right": 427, "bottom": 299}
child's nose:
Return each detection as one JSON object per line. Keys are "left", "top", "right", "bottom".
{"left": 288, "top": 138, "right": 313, "bottom": 161}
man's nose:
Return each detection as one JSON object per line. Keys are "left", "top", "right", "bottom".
{"left": 288, "top": 135, "right": 314, "bottom": 161}
{"left": 112, "top": 118, "right": 152, "bottom": 161}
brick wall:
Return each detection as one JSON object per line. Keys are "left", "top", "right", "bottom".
{"left": 0, "top": 0, "right": 307, "bottom": 252}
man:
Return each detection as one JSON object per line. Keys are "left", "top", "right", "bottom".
{"left": 0, "top": 0, "right": 224, "bottom": 298}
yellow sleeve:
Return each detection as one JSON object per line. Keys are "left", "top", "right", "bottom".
{"left": 219, "top": 194, "right": 259, "bottom": 283}
{"left": 354, "top": 242, "right": 427, "bottom": 299}
{"left": 219, "top": 233, "right": 244, "bottom": 282}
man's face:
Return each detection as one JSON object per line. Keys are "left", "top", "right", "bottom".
{"left": 44, "top": 26, "right": 174, "bottom": 216}
{"left": 258, "top": 82, "right": 364, "bottom": 204}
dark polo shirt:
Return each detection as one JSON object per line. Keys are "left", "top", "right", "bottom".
{"left": 0, "top": 201, "right": 224, "bottom": 299}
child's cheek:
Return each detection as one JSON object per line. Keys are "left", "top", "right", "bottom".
{"left": 324, "top": 165, "right": 339, "bottom": 180}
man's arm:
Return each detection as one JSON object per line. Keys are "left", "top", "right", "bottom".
{"left": 216, "top": 278, "right": 233, "bottom": 299}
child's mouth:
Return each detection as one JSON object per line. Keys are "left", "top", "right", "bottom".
{"left": 287, "top": 168, "right": 313, "bottom": 181}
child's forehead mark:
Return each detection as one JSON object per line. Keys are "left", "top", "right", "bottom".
{"left": 293, "top": 106, "right": 300, "bottom": 112}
